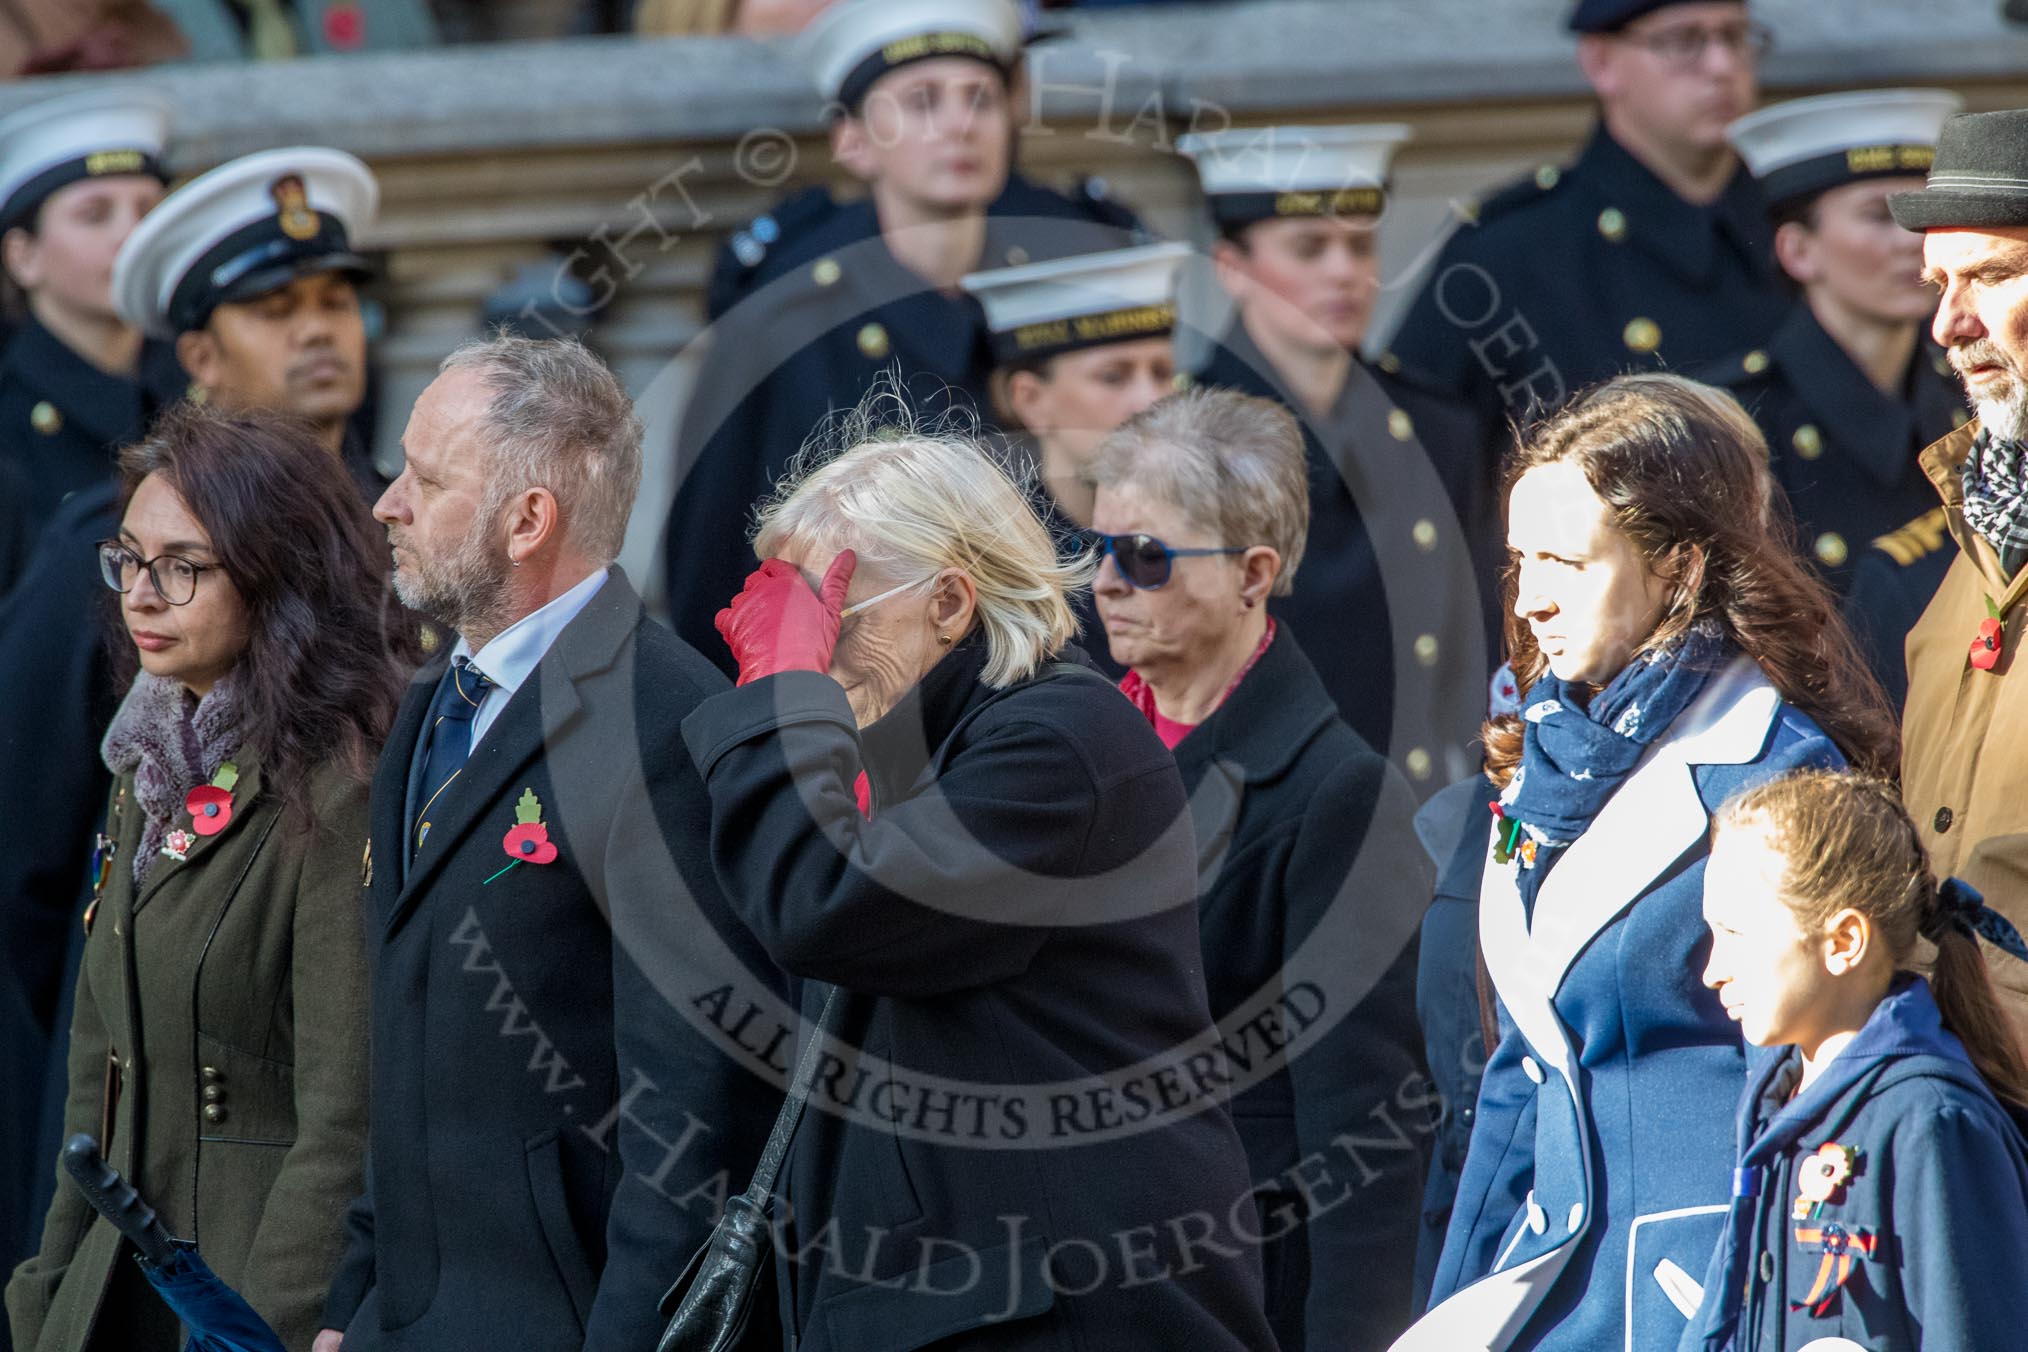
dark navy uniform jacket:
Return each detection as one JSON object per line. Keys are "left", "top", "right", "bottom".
{"left": 1681, "top": 976, "right": 2028, "bottom": 1352}
{"left": 663, "top": 175, "right": 1138, "bottom": 669}
{"left": 1173, "top": 623, "right": 1434, "bottom": 1352}
{"left": 1191, "top": 323, "right": 1491, "bottom": 794}
{"left": 1387, "top": 124, "right": 1787, "bottom": 488}
{"left": 1701, "top": 304, "right": 1967, "bottom": 594}
{"left": 1842, "top": 510, "right": 1955, "bottom": 713}
{"left": 1410, "top": 659, "right": 1841, "bottom": 1352}
{"left": 0, "top": 316, "right": 183, "bottom": 536}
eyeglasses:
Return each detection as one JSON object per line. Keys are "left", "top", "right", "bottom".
{"left": 838, "top": 578, "right": 924, "bottom": 621}
{"left": 1084, "top": 531, "right": 1248, "bottom": 591}
{"left": 97, "top": 542, "right": 221, "bottom": 606}
{"left": 1616, "top": 20, "right": 1773, "bottom": 69}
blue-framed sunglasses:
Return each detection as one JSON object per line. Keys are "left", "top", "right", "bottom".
{"left": 1083, "top": 531, "right": 1248, "bottom": 590}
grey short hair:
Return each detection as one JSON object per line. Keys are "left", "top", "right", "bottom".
{"left": 439, "top": 333, "right": 643, "bottom": 563}
{"left": 1089, "top": 387, "right": 1310, "bottom": 595}
{"left": 753, "top": 392, "right": 1089, "bottom": 688}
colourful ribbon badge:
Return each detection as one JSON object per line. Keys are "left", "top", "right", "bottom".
{"left": 1790, "top": 1222, "right": 1878, "bottom": 1316}
{"left": 485, "top": 788, "right": 558, "bottom": 883}
{"left": 185, "top": 761, "right": 239, "bottom": 837}
{"left": 1971, "top": 596, "right": 2006, "bottom": 672}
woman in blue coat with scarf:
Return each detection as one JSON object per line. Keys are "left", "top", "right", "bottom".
{"left": 1397, "top": 374, "right": 1899, "bottom": 1352}
{"left": 1686, "top": 769, "right": 2028, "bottom": 1351}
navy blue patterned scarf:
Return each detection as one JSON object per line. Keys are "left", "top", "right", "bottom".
{"left": 1497, "top": 624, "right": 1730, "bottom": 918}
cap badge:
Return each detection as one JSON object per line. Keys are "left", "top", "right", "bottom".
{"left": 270, "top": 174, "right": 321, "bottom": 242}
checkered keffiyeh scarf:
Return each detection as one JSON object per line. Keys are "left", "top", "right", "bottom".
{"left": 1961, "top": 428, "right": 2028, "bottom": 569}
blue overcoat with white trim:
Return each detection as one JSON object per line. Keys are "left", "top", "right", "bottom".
{"left": 1399, "top": 657, "right": 1842, "bottom": 1352}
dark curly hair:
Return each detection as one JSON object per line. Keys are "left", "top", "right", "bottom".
{"left": 114, "top": 404, "right": 424, "bottom": 822}
{"left": 1484, "top": 374, "right": 1899, "bottom": 786}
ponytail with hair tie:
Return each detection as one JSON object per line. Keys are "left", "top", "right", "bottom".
{"left": 1925, "top": 878, "right": 2028, "bottom": 963}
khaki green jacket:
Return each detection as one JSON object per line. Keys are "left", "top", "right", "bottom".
{"left": 1903, "top": 420, "right": 2028, "bottom": 1047}
{"left": 5, "top": 758, "right": 371, "bottom": 1352}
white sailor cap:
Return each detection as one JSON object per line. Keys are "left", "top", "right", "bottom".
{"left": 113, "top": 146, "right": 378, "bottom": 340}
{"left": 962, "top": 241, "right": 1189, "bottom": 367}
{"left": 1175, "top": 124, "right": 1413, "bottom": 229}
{"left": 798, "top": 0, "right": 1023, "bottom": 111}
{"left": 0, "top": 91, "right": 170, "bottom": 235}
{"left": 1729, "top": 89, "right": 1963, "bottom": 212}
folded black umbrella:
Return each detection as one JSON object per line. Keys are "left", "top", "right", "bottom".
{"left": 60, "top": 1135, "right": 287, "bottom": 1352}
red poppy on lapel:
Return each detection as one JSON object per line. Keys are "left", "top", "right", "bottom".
{"left": 187, "top": 785, "right": 233, "bottom": 836}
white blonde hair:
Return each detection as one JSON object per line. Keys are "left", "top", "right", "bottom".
{"left": 753, "top": 392, "right": 1089, "bottom": 687}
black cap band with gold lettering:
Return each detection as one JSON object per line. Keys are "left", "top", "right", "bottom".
{"left": 1207, "top": 185, "right": 1389, "bottom": 230}
{"left": 1761, "top": 144, "right": 1937, "bottom": 213}
{"left": 0, "top": 149, "right": 164, "bottom": 234}
{"left": 992, "top": 302, "right": 1176, "bottom": 366}
{"left": 836, "top": 31, "right": 1008, "bottom": 112}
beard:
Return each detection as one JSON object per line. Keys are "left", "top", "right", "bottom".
{"left": 389, "top": 523, "right": 513, "bottom": 641}
{"left": 1952, "top": 339, "right": 2028, "bottom": 442}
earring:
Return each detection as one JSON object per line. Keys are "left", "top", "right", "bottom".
{"left": 937, "top": 632, "right": 952, "bottom": 646}
{"left": 1243, "top": 597, "right": 1256, "bottom": 610}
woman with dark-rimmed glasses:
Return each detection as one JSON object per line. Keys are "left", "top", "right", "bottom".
{"left": 7, "top": 405, "right": 419, "bottom": 1352}
{"left": 1088, "top": 386, "right": 1436, "bottom": 1352}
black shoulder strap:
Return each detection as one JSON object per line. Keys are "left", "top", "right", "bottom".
{"left": 741, "top": 983, "right": 842, "bottom": 1205}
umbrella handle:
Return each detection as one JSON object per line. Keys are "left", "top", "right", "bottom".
{"left": 60, "top": 1134, "right": 178, "bottom": 1269}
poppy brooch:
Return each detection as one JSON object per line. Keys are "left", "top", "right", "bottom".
{"left": 1971, "top": 596, "right": 2007, "bottom": 673}
{"left": 185, "top": 762, "right": 239, "bottom": 838}
{"left": 486, "top": 788, "right": 558, "bottom": 883}
{"left": 1793, "top": 1141, "right": 1858, "bottom": 1219}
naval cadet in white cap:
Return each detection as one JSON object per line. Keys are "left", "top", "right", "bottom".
{"left": 1177, "top": 124, "right": 1489, "bottom": 792}
{"left": 113, "top": 144, "right": 383, "bottom": 499}
{"left": 661, "top": 0, "right": 1142, "bottom": 671}
{"left": 0, "top": 89, "right": 183, "bottom": 542}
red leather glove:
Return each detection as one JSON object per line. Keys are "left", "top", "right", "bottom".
{"left": 715, "top": 551, "right": 857, "bottom": 686}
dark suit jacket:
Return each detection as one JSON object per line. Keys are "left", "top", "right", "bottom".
{"left": 1173, "top": 624, "right": 1434, "bottom": 1352}
{"left": 680, "top": 637, "right": 1278, "bottom": 1352}
{"left": 325, "top": 571, "right": 783, "bottom": 1351}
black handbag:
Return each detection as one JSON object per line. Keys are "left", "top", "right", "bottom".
{"left": 656, "top": 984, "right": 841, "bottom": 1352}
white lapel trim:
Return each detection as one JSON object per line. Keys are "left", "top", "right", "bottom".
{"left": 1480, "top": 656, "right": 1776, "bottom": 1064}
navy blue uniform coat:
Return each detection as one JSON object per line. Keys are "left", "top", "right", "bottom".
{"left": 1700, "top": 304, "right": 1966, "bottom": 596}
{"left": 324, "top": 572, "right": 783, "bottom": 1351}
{"left": 1681, "top": 976, "right": 2028, "bottom": 1352}
{"left": 663, "top": 176, "right": 1137, "bottom": 669}
{"left": 1401, "top": 658, "right": 1842, "bottom": 1352}
{"left": 1171, "top": 624, "right": 1435, "bottom": 1351}
{"left": 680, "top": 637, "right": 1278, "bottom": 1352}
{"left": 1191, "top": 324, "right": 1490, "bottom": 790}
{"left": 1387, "top": 124, "right": 1786, "bottom": 497}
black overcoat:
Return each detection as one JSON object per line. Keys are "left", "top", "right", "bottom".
{"left": 1168, "top": 624, "right": 1435, "bottom": 1352}
{"left": 323, "top": 572, "right": 784, "bottom": 1351}
{"left": 679, "top": 637, "right": 1279, "bottom": 1352}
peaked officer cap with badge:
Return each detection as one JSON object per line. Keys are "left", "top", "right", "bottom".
{"left": 1175, "top": 124, "right": 1412, "bottom": 231}
{"left": 1731, "top": 88, "right": 1962, "bottom": 214}
{"left": 798, "top": 0, "right": 1024, "bottom": 113}
{"left": 963, "top": 242, "right": 1190, "bottom": 367}
{"left": 0, "top": 91, "right": 170, "bottom": 236}
{"left": 112, "top": 146, "right": 377, "bottom": 340}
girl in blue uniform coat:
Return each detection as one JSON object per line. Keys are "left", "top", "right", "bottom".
{"left": 1685, "top": 769, "right": 2028, "bottom": 1352}
{"left": 1400, "top": 374, "right": 1899, "bottom": 1352}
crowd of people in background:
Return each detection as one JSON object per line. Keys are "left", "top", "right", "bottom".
{"left": 4, "top": 0, "right": 2028, "bottom": 1349}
